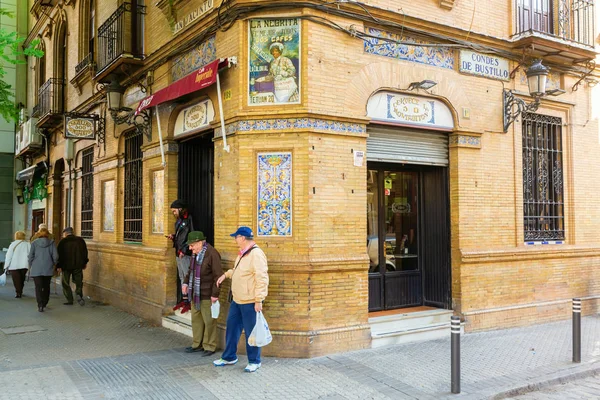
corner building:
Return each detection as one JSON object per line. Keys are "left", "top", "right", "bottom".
{"left": 21, "top": 0, "right": 600, "bottom": 357}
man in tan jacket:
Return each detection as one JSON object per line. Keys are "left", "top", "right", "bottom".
{"left": 214, "top": 226, "right": 268, "bottom": 373}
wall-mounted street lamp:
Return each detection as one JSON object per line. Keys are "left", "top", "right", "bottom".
{"left": 503, "top": 60, "right": 565, "bottom": 132}
{"left": 105, "top": 76, "right": 152, "bottom": 140}
{"left": 408, "top": 80, "right": 438, "bottom": 91}
{"left": 15, "top": 185, "right": 24, "bottom": 204}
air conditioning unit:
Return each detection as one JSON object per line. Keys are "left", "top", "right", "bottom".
{"left": 21, "top": 118, "right": 42, "bottom": 150}
{"left": 14, "top": 127, "right": 21, "bottom": 154}
{"left": 19, "top": 108, "right": 28, "bottom": 126}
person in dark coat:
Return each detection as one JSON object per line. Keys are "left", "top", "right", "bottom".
{"left": 182, "top": 231, "right": 223, "bottom": 355}
{"left": 57, "top": 227, "right": 89, "bottom": 306}
{"left": 28, "top": 228, "right": 59, "bottom": 312}
{"left": 167, "top": 199, "right": 194, "bottom": 313}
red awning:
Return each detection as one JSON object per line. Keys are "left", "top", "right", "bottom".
{"left": 135, "top": 58, "right": 230, "bottom": 115}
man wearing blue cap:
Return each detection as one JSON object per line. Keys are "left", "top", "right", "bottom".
{"left": 214, "top": 226, "right": 269, "bottom": 373}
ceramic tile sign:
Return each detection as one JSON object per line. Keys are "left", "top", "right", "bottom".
{"left": 103, "top": 180, "right": 115, "bottom": 232}
{"left": 152, "top": 170, "right": 164, "bottom": 234}
{"left": 257, "top": 153, "right": 292, "bottom": 236}
{"left": 249, "top": 18, "right": 300, "bottom": 106}
{"left": 459, "top": 50, "right": 510, "bottom": 81}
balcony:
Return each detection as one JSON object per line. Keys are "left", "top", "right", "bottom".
{"left": 96, "top": 3, "right": 146, "bottom": 82}
{"left": 513, "top": 0, "right": 596, "bottom": 63}
{"left": 37, "top": 78, "right": 64, "bottom": 128}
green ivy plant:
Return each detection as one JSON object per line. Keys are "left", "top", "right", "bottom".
{"left": 0, "top": 9, "right": 44, "bottom": 123}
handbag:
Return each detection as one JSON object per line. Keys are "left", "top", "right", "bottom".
{"left": 227, "top": 246, "right": 256, "bottom": 303}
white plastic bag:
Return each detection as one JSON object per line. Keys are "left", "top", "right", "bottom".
{"left": 211, "top": 300, "right": 220, "bottom": 319}
{"left": 0, "top": 271, "right": 6, "bottom": 286}
{"left": 247, "top": 311, "right": 272, "bottom": 347}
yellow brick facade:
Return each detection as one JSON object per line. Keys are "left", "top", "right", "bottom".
{"left": 20, "top": 0, "right": 600, "bottom": 357}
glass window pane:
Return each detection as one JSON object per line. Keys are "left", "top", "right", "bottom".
{"left": 367, "top": 170, "right": 379, "bottom": 273}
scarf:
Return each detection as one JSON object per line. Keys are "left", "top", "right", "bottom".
{"left": 189, "top": 242, "right": 207, "bottom": 311}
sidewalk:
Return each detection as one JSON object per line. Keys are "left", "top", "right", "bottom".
{"left": 1, "top": 277, "right": 599, "bottom": 399}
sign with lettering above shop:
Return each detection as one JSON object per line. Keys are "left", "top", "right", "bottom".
{"left": 367, "top": 92, "right": 454, "bottom": 129}
{"left": 174, "top": 99, "right": 215, "bottom": 137}
{"left": 64, "top": 114, "right": 99, "bottom": 140}
{"left": 459, "top": 50, "right": 510, "bottom": 81}
{"left": 172, "top": 0, "right": 214, "bottom": 35}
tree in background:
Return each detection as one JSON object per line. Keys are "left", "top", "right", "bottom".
{"left": 0, "top": 8, "right": 43, "bottom": 122}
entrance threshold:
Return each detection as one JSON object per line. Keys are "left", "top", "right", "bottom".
{"left": 369, "top": 307, "right": 454, "bottom": 348}
{"left": 369, "top": 306, "right": 437, "bottom": 318}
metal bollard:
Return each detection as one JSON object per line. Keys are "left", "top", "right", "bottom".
{"left": 451, "top": 316, "right": 461, "bottom": 394}
{"left": 573, "top": 298, "right": 581, "bottom": 363}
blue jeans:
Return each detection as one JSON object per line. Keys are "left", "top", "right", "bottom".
{"left": 221, "top": 302, "right": 261, "bottom": 364}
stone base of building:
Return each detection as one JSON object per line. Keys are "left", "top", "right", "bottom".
{"left": 217, "top": 324, "right": 372, "bottom": 358}
{"left": 463, "top": 297, "right": 600, "bottom": 332}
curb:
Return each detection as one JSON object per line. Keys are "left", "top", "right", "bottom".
{"left": 490, "top": 363, "right": 600, "bottom": 399}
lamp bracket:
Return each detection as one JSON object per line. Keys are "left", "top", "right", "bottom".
{"left": 110, "top": 107, "right": 152, "bottom": 141}
{"left": 503, "top": 89, "right": 540, "bottom": 132}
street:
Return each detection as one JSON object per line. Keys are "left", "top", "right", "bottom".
{"left": 508, "top": 374, "right": 600, "bottom": 399}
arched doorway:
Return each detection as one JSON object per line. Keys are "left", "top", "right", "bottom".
{"left": 366, "top": 91, "right": 453, "bottom": 311}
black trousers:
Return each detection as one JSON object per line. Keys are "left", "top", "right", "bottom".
{"left": 33, "top": 276, "right": 52, "bottom": 307}
{"left": 10, "top": 269, "right": 27, "bottom": 296}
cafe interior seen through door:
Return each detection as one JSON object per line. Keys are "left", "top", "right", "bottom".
{"left": 367, "top": 163, "right": 450, "bottom": 311}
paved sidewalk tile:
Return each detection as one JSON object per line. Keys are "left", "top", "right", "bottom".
{"left": 1, "top": 276, "right": 600, "bottom": 399}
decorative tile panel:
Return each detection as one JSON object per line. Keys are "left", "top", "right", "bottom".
{"left": 171, "top": 36, "right": 216, "bottom": 82}
{"left": 103, "top": 180, "right": 115, "bottom": 232}
{"left": 364, "top": 28, "right": 455, "bottom": 70}
{"left": 257, "top": 153, "right": 292, "bottom": 237}
{"left": 215, "top": 118, "right": 366, "bottom": 136}
{"left": 449, "top": 134, "right": 481, "bottom": 148}
{"left": 152, "top": 170, "right": 165, "bottom": 233}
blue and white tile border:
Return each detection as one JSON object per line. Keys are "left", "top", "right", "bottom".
{"left": 215, "top": 118, "right": 366, "bottom": 136}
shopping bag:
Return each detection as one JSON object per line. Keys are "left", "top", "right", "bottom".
{"left": 247, "top": 311, "right": 272, "bottom": 347}
{"left": 0, "top": 271, "right": 6, "bottom": 286}
{"left": 211, "top": 300, "right": 220, "bottom": 319}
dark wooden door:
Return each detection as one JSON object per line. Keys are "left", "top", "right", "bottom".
{"left": 177, "top": 133, "right": 214, "bottom": 245}
{"left": 32, "top": 210, "right": 45, "bottom": 237}
{"left": 421, "top": 168, "right": 451, "bottom": 309}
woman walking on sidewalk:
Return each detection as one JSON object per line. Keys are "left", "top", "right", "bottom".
{"left": 4, "top": 231, "right": 31, "bottom": 298}
{"left": 28, "top": 228, "right": 59, "bottom": 312}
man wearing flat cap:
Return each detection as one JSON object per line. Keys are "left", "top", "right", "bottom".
{"left": 57, "top": 227, "right": 89, "bottom": 306}
{"left": 214, "top": 226, "right": 269, "bottom": 373}
{"left": 167, "top": 199, "right": 194, "bottom": 313}
{"left": 182, "top": 231, "right": 223, "bottom": 355}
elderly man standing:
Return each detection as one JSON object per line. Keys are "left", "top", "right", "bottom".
{"left": 214, "top": 226, "right": 269, "bottom": 373}
{"left": 183, "top": 231, "right": 223, "bottom": 356}
{"left": 56, "top": 227, "right": 89, "bottom": 306}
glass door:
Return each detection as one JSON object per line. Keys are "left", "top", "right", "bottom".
{"left": 368, "top": 166, "right": 422, "bottom": 311}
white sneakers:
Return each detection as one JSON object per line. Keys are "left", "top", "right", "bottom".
{"left": 213, "top": 358, "right": 238, "bottom": 366}
{"left": 244, "top": 363, "right": 261, "bottom": 373}
{"left": 213, "top": 358, "right": 261, "bottom": 372}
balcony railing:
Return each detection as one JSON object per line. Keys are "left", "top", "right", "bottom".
{"left": 75, "top": 52, "right": 93, "bottom": 74}
{"left": 515, "top": 0, "right": 595, "bottom": 47}
{"left": 31, "top": 104, "right": 40, "bottom": 118}
{"left": 37, "top": 78, "right": 64, "bottom": 120}
{"left": 97, "top": 3, "right": 146, "bottom": 74}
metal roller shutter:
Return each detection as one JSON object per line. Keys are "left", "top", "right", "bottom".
{"left": 367, "top": 125, "right": 449, "bottom": 166}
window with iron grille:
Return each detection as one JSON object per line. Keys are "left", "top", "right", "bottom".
{"left": 522, "top": 112, "right": 564, "bottom": 241}
{"left": 81, "top": 146, "right": 94, "bottom": 239}
{"left": 124, "top": 129, "right": 143, "bottom": 242}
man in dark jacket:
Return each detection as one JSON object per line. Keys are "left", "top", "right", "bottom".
{"left": 57, "top": 227, "right": 89, "bottom": 306}
{"left": 182, "top": 231, "right": 223, "bottom": 355}
{"left": 167, "top": 199, "right": 194, "bottom": 313}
